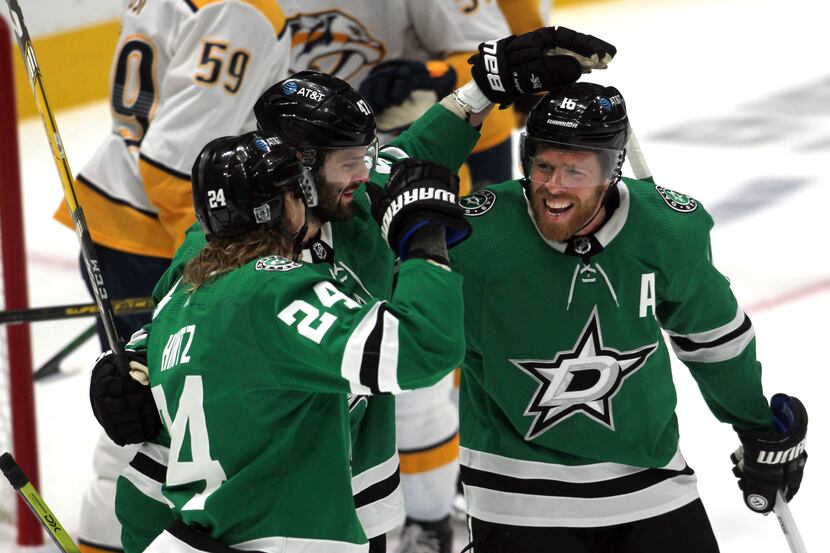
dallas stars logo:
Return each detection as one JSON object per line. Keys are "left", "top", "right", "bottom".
{"left": 511, "top": 308, "right": 658, "bottom": 440}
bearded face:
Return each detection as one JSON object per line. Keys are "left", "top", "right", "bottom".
{"left": 527, "top": 148, "right": 610, "bottom": 242}
{"left": 314, "top": 147, "right": 371, "bottom": 222}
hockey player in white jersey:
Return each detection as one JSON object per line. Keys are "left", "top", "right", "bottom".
{"left": 50, "top": 1, "right": 292, "bottom": 551}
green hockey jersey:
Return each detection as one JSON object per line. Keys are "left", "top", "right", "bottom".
{"left": 114, "top": 102, "right": 479, "bottom": 552}
{"left": 141, "top": 256, "right": 463, "bottom": 550}
{"left": 451, "top": 178, "right": 774, "bottom": 528}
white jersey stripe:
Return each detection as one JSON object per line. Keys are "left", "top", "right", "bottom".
{"left": 352, "top": 452, "right": 399, "bottom": 494}
{"left": 459, "top": 447, "right": 687, "bottom": 483}
{"left": 340, "top": 303, "right": 380, "bottom": 394}
{"left": 376, "top": 309, "right": 401, "bottom": 393}
{"left": 355, "top": 483, "right": 404, "bottom": 539}
{"left": 463, "top": 478, "right": 699, "bottom": 528}
{"left": 665, "top": 306, "right": 745, "bottom": 343}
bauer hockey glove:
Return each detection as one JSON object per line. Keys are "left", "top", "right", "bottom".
{"left": 90, "top": 349, "right": 161, "bottom": 446}
{"left": 366, "top": 158, "right": 471, "bottom": 263}
{"left": 469, "top": 26, "right": 616, "bottom": 107}
{"left": 731, "top": 393, "right": 807, "bottom": 514}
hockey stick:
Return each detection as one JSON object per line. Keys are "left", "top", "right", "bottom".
{"left": 0, "top": 296, "right": 154, "bottom": 325}
{"left": 627, "top": 128, "right": 809, "bottom": 553}
{"left": 0, "top": 452, "right": 81, "bottom": 553}
{"left": 32, "top": 323, "right": 97, "bottom": 382}
{"left": 4, "top": 0, "right": 129, "bottom": 372}
{"left": 775, "top": 491, "right": 808, "bottom": 553}
{"left": 625, "top": 128, "right": 654, "bottom": 183}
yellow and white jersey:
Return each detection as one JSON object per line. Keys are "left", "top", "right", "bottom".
{"left": 281, "top": 0, "right": 513, "bottom": 152}
{"left": 54, "top": 0, "right": 290, "bottom": 258}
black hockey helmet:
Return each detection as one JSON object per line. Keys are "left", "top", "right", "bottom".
{"left": 254, "top": 70, "right": 378, "bottom": 174}
{"left": 521, "top": 82, "right": 629, "bottom": 185}
{"left": 192, "top": 132, "right": 315, "bottom": 240}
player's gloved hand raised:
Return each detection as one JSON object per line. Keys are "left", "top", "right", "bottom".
{"left": 359, "top": 59, "right": 457, "bottom": 112}
{"left": 469, "top": 26, "right": 616, "bottom": 107}
{"left": 366, "top": 158, "right": 471, "bottom": 263}
{"left": 731, "top": 393, "right": 807, "bottom": 514}
{"left": 89, "top": 350, "right": 162, "bottom": 446}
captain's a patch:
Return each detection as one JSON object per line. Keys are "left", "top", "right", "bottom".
{"left": 656, "top": 185, "right": 697, "bottom": 213}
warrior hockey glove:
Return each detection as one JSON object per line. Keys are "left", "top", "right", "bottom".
{"left": 469, "top": 26, "right": 616, "bottom": 107}
{"left": 359, "top": 59, "right": 457, "bottom": 113}
{"left": 90, "top": 350, "right": 161, "bottom": 446}
{"left": 366, "top": 158, "right": 471, "bottom": 262}
{"left": 731, "top": 393, "right": 807, "bottom": 514}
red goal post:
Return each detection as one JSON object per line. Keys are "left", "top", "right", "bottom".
{"left": 0, "top": 14, "right": 42, "bottom": 546}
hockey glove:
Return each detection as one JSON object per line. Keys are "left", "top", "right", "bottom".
{"left": 469, "top": 26, "right": 616, "bottom": 107}
{"left": 731, "top": 393, "right": 807, "bottom": 514}
{"left": 360, "top": 60, "right": 458, "bottom": 134}
{"left": 359, "top": 59, "right": 457, "bottom": 113}
{"left": 90, "top": 350, "right": 161, "bottom": 446}
{"left": 366, "top": 158, "right": 471, "bottom": 262}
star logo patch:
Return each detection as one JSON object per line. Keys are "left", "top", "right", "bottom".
{"left": 510, "top": 308, "right": 658, "bottom": 440}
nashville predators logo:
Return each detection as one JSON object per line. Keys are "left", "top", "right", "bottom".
{"left": 287, "top": 10, "right": 385, "bottom": 81}
{"left": 511, "top": 308, "right": 658, "bottom": 440}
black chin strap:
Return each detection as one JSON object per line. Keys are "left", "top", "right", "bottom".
{"left": 277, "top": 205, "right": 310, "bottom": 259}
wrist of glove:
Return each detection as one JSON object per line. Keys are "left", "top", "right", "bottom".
{"left": 89, "top": 349, "right": 162, "bottom": 446}
{"left": 731, "top": 393, "right": 808, "bottom": 514}
{"left": 469, "top": 26, "right": 616, "bottom": 107}
{"left": 366, "top": 158, "right": 471, "bottom": 259}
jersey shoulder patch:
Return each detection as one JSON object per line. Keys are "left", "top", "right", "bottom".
{"left": 654, "top": 184, "right": 698, "bottom": 213}
{"left": 254, "top": 256, "right": 301, "bottom": 272}
{"left": 460, "top": 189, "right": 497, "bottom": 217}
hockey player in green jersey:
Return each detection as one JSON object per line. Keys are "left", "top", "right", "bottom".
{"left": 110, "top": 132, "right": 470, "bottom": 553}
{"left": 90, "top": 30, "right": 618, "bottom": 551}
{"left": 450, "top": 82, "right": 809, "bottom": 552}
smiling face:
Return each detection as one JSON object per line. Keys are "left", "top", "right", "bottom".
{"left": 527, "top": 147, "right": 611, "bottom": 242}
{"left": 314, "top": 146, "right": 371, "bottom": 222}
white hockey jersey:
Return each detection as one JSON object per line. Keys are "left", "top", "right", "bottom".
{"left": 281, "top": 0, "right": 513, "bottom": 152}
{"left": 54, "top": 0, "right": 291, "bottom": 258}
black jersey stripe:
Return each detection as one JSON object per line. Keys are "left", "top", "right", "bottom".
{"left": 166, "top": 520, "right": 257, "bottom": 553}
{"left": 359, "top": 304, "right": 386, "bottom": 394}
{"left": 129, "top": 451, "right": 167, "bottom": 483}
{"left": 139, "top": 152, "right": 192, "bottom": 181}
{"left": 76, "top": 174, "right": 160, "bottom": 219}
{"left": 398, "top": 430, "right": 457, "bottom": 454}
{"left": 460, "top": 464, "right": 694, "bottom": 499}
{"left": 353, "top": 465, "right": 401, "bottom": 509}
{"left": 670, "top": 314, "right": 752, "bottom": 352}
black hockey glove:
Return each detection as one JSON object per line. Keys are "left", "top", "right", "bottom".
{"left": 359, "top": 59, "right": 457, "bottom": 112}
{"left": 469, "top": 26, "right": 616, "bottom": 107}
{"left": 90, "top": 350, "right": 161, "bottom": 446}
{"left": 366, "top": 158, "right": 471, "bottom": 263}
{"left": 731, "top": 393, "right": 807, "bottom": 514}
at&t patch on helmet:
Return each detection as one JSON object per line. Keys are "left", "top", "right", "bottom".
{"left": 655, "top": 185, "right": 697, "bottom": 213}
{"left": 255, "top": 256, "right": 301, "bottom": 272}
{"left": 282, "top": 80, "right": 299, "bottom": 95}
{"left": 460, "top": 190, "right": 496, "bottom": 217}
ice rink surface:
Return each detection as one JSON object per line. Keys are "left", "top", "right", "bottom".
{"left": 1, "top": 0, "right": 827, "bottom": 550}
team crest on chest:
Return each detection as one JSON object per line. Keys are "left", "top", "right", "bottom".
{"left": 460, "top": 190, "right": 496, "bottom": 216}
{"left": 655, "top": 185, "right": 697, "bottom": 213}
{"left": 511, "top": 308, "right": 658, "bottom": 440}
